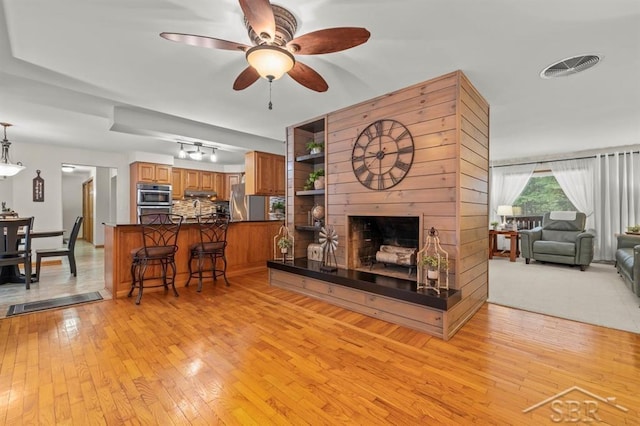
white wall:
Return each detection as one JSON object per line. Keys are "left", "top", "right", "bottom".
{"left": 0, "top": 178, "right": 13, "bottom": 211}
{"left": 6, "top": 142, "right": 129, "bottom": 250}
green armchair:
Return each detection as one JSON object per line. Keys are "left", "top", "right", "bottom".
{"left": 519, "top": 212, "right": 595, "bottom": 271}
{"left": 615, "top": 234, "right": 640, "bottom": 295}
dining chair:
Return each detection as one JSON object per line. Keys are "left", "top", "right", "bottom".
{"left": 185, "top": 213, "right": 230, "bottom": 292}
{"left": 129, "top": 213, "right": 183, "bottom": 304}
{"left": 0, "top": 217, "right": 34, "bottom": 289}
{"left": 35, "top": 216, "right": 83, "bottom": 282}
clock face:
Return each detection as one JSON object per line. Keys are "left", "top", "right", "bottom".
{"left": 351, "top": 119, "right": 414, "bottom": 190}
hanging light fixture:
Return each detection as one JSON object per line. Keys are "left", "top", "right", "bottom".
{"left": 0, "top": 122, "right": 26, "bottom": 177}
{"left": 178, "top": 143, "right": 187, "bottom": 159}
{"left": 210, "top": 147, "right": 217, "bottom": 163}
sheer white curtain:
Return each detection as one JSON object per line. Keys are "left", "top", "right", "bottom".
{"left": 490, "top": 163, "right": 537, "bottom": 223}
{"left": 594, "top": 152, "right": 640, "bottom": 260}
{"left": 548, "top": 158, "right": 596, "bottom": 231}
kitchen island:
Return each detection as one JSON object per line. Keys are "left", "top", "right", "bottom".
{"left": 104, "top": 220, "right": 284, "bottom": 298}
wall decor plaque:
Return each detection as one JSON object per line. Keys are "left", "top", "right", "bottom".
{"left": 33, "top": 170, "right": 44, "bottom": 202}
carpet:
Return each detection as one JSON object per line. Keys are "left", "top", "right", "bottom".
{"left": 6, "top": 291, "right": 103, "bottom": 316}
{"left": 488, "top": 258, "right": 640, "bottom": 333}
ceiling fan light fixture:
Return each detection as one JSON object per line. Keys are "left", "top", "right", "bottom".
{"left": 246, "top": 45, "right": 295, "bottom": 81}
{"left": 0, "top": 122, "right": 26, "bottom": 177}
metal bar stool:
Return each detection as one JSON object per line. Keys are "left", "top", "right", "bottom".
{"left": 129, "top": 213, "right": 183, "bottom": 304}
{"left": 186, "top": 213, "right": 230, "bottom": 292}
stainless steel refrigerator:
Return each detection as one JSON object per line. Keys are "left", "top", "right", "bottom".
{"left": 229, "top": 184, "right": 266, "bottom": 221}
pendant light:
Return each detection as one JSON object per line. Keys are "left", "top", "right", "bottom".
{"left": 210, "top": 148, "right": 217, "bottom": 163}
{"left": 0, "top": 122, "right": 26, "bottom": 177}
{"left": 178, "top": 143, "right": 187, "bottom": 159}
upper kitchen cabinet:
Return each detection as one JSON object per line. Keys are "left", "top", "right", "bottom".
{"left": 200, "top": 171, "right": 214, "bottom": 191}
{"left": 171, "top": 168, "right": 184, "bottom": 199}
{"left": 131, "top": 162, "right": 172, "bottom": 184}
{"left": 245, "top": 151, "right": 285, "bottom": 196}
{"left": 184, "top": 169, "right": 200, "bottom": 190}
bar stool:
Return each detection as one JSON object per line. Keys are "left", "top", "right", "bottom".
{"left": 129, "top": 213, "right": 183, "bottom": 304}
{"left": 186, "top": 213, "right": 230, "bottom": 292}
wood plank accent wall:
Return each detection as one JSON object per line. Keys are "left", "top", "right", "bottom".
{"left": 323, "top": 70, "right": 489, "bottom": 336}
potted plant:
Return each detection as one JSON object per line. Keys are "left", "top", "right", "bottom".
{"left": 419, "top": 255, "right": 449, "bottom": 280}
{"left": 627, "top": 224, "right": 640, "bottom": 234}
{"left": 277, "top": 236, "right": 292, "bottom": 254}
{"left": 306, "top": 140, "right": 324, "bottom": 155}
{"left": 490, "top": 221, "right": 499, "bottom": 230}
{"left": 304, "top": 169, "right": 325, "bottom": 190}
{"left": 272, "top": 200, "right": 285, "bottom": 214}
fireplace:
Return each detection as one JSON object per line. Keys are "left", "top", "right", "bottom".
{"left": 348, "top": 216, "right": 420, "bottom": 278}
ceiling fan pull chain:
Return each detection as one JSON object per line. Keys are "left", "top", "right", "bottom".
{"left": 268, "top": 77, "right": 273, "bottom": 110}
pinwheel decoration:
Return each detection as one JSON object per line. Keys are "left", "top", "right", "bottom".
{"left": 319, "top": 226, "right": 338, "bottom": 272}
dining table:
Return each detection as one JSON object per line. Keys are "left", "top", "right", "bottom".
{"left": 0, "top": 229, "right": 65, "bottom": 284}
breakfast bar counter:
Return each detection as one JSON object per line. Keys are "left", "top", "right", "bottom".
{"left": 104, "top": 220, "right": 283, "bottom": 298}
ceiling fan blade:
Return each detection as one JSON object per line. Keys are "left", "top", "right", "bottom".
{"left": 160, "top": 33, "right": 250, "bottom": 52}
{"left": 239, "top": 0, "right": 276, "bottom": 42}
{"left": 233, "top": 67, "right": 261, "bottom": 90}
{"left": 288, "top": 62, "right": 328, "bottom": 92}
{"left": 287, "top": 27, "right": 370, "bottom": 55}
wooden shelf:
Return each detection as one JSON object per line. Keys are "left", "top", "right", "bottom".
{"left": 296, "top": 189, "right": 325, "bottom": 196}
{"left": 295, "top": 225, "right": 323, "bottom": 232}
{"left": 295, "top": 152, "right": 325, "bottom": 164}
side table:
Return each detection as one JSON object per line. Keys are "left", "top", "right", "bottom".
{"left": 489, "top": 229, "right": 520, "bottom": 262}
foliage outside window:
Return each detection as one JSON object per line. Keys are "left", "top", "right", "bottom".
{"left": 513, "top": 175, "right": 576, "bottom": 215}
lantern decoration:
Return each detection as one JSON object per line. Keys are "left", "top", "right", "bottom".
{"left": 273, "top": 225, "right": 294, "bottom": 262}
{"left": 417, "top": 227, "right": 449, "bottom": 294}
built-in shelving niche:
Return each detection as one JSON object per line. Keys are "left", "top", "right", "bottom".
{"left": 288, "top": 116, "right": 327, "bottom": 259}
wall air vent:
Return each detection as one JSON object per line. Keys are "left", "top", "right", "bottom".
{"left": 540, "top": 54, "right": 601, "bottom": 79}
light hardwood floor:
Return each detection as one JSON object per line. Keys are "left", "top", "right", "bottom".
{"left": 1, "top": 247, "right": 639, "bottom": 424}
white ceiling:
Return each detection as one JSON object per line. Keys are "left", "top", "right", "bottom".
{"left": 1, "top": 0, "right": 639, "bottom": 166}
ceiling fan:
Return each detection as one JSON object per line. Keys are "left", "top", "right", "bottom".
{"left": 160, "top": 0, "right": 370, "bottom": 94}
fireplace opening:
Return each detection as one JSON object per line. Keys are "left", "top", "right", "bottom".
{"left": 348, "top": 216, "right": 420, "bottom": 279}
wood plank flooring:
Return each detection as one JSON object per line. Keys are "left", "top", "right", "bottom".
{"left": 1, "top": 247, "right": 639, "bottom": 424}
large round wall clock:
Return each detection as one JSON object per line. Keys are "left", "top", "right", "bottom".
{"left": 351, "top": 119, "right": 414, "bottom": 190}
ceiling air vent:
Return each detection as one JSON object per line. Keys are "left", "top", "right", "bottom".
{"left": 540, "top": 54, "right": 601, "bottom": 79}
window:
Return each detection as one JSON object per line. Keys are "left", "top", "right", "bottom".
{"left": 513, "top": 173, "right": 576, "bottom": 215}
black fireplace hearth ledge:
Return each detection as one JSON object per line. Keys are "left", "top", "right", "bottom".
{"left": 267, "top": 258, "right": 461, "bottom": 311}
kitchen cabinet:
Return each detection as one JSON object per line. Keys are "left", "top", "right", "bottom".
{"left": 131, "top": 162, "right": 171, "bottom": 184}
{"left": 214, "top": 173, "right": 226, "bottom": 199}
{"left": 171, "top": 168, "right": 184, "bottom": 199}
{"left": 200, "top": 171, "right": 214, "bottom": 191}
{"left": 245, "top": 151, "right": 285, "bottom": 196}
{"left": 184, "top": 170, "right": 200, "bottom": 190}
{"left": 175, "top": 169, "right": 229, "bottom": 199}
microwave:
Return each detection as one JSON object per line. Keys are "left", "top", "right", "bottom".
{"left": 137, "top": 183, "right": 172, "bottom": 205}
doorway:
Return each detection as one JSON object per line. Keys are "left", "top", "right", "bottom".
{"left": 83, "top": 178, "right": 94, "bottom": 244}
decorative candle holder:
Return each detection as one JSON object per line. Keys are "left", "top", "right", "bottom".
{"left": 417, "top": 227, "right": 449, "bottom": 294}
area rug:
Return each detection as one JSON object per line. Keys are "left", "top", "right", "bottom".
{"left": 6, "top": 291, "right": 103, "bottom": 316}
{"left": 488, "top": 259, "right": 640, "bottom": 333}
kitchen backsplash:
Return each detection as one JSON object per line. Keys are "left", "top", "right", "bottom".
{"left": 172, "top": 199, "right": 225, "bottom": 218}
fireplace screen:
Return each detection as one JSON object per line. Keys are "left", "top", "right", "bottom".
{"left": 348, "top": 216, "right": 419, "bottom": 277}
